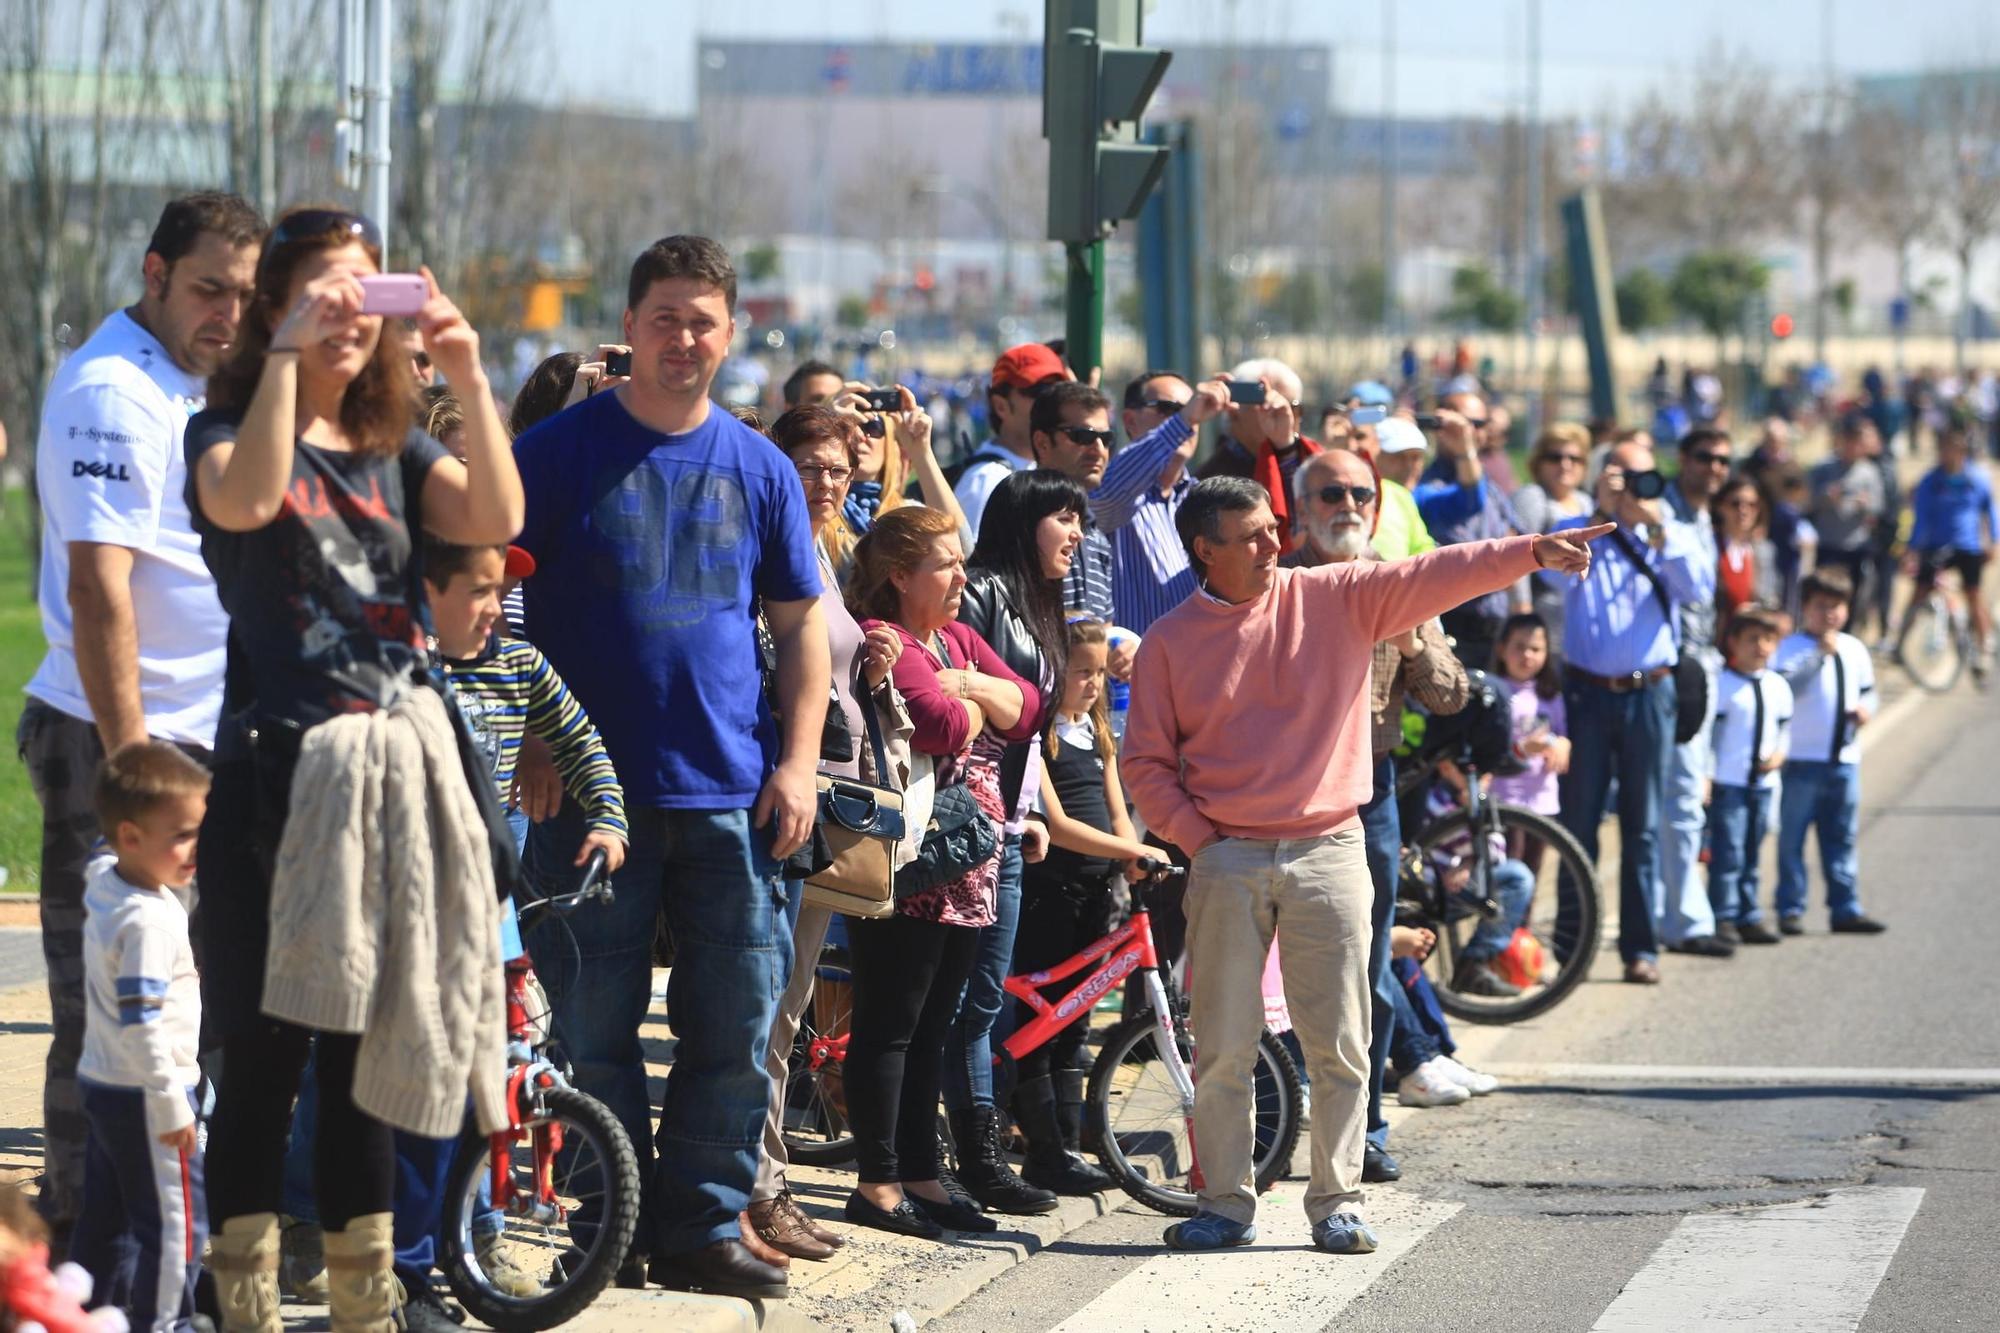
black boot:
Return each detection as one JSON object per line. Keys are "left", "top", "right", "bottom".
{"left": 1016, "top": 1074, "right": 1113, "bottom": 1196}
{"left": 949, "top": 1106, "right": 1058, "bottom": 1215}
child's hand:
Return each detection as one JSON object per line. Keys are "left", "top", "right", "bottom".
{"left": 575, "top": 831, "right": 627, "bottom": 875}
{"left": 158, "top": 1122, "right": 197, "bottom": 1155}
{"left": 1544, "top": 735, "right": 1572, "bottom": 775}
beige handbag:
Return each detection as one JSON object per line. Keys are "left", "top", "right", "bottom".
{"left": 801, "top": 687, "right": 906, "bottom": 918}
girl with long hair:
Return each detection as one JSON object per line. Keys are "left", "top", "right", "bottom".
{"left": 187, "top": 206, "right": 524, "bottom": 1333}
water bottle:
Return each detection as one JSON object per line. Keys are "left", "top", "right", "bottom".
{"left": 1106, "top": 626, "right": 1139, "bottom": 743}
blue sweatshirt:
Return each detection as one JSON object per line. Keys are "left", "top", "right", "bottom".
{"left": 1908, "top": 465, "right": 2000, "bottom": 553}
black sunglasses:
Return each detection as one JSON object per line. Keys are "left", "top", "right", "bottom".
{"left": 268, "top": 208, "right": 382, "bottom": 253}
{"left": 1315, "top": 484, "right": 1376, "bottom": 507}
{"left": 1140, "top": 397, "right": 1188, "bottom": 414}
{"left": 1686, "top": 450, "right": 1734, "bottom": 467}
{"left": 1057, "top": 425, "right": 1114, "bottom": 447}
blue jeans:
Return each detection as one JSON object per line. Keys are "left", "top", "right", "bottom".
{"left": 1776, "top": 761, "right": 1864, "bottom": 922}
{"left": 1706, "top": 783, "right": 1773, "bottom": 925}
{"left": 1657, "top": 655, "right": 1720, "bottom": 945}
{"left": 1460, "top": 857, "right": 1535, "bottom": 962}
{"left": 524, "top": 801, "right": 788, "bottom": 1258}
{"left": 1558, "top": 674, "right": 1675, "bottom": 963}
{"left": 944, "top": 834, "right": 1023, "bottom": 1112}
{"left": 1360, "top": 757, "right": 1400, "bottom": 1145}
{"left": 1385, "top": 966, "right": 1443, "bottom": 1074}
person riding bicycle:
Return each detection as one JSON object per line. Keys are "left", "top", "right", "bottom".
{"left": 1903, "top": 418, "right": 1999, "bottom": 676}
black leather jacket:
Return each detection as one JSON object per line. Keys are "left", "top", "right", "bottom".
{"left": 956, "top": 568, "right": 1052, "bottom": 817}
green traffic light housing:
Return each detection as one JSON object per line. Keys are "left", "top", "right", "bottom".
{"left": 1044, "top": 0, "right": 1173, "bottom": 244}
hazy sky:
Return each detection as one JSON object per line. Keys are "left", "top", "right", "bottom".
{"left": 545, "top": 0, "right": 2000, "bottom": 120}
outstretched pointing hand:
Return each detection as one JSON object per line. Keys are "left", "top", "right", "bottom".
{"left": 1531, "top": 521, "right": 1616, "bottom": 576}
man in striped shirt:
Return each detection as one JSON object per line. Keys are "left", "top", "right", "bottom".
{"left": 1100, "top": 371, "right": 1202, "bottom": 636}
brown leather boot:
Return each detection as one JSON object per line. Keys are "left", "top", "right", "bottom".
{"left": 745, "top": 1196, "right": 836, "bottom": 1262}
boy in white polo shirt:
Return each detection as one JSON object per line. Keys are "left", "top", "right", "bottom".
{"left": 20, "top": 194, "right": 261, "bottom": 1238}
{"left": 1774, "top": 569, "right": 1887, "bottom": 935}
{"left": 1707, "top": 605, "right": 1793, "bottom": 947}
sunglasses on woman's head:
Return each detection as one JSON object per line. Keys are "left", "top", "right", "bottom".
{"left": 268, "top": 208, "right": 382, "bottom": 252}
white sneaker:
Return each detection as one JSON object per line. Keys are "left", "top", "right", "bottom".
{"left": 1432, "top": 1055, "right": 1500, "bottom": 1096}
{"left": 1397, "top": 1058, "right": 1473, "bottom": 1107}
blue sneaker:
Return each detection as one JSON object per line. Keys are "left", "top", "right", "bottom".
{"left": 1162, "top": 1211, "right": 1256, "bottom": 1251}
{"left": 1311, "top": 1212, "right": 1378, "bottom": 1254}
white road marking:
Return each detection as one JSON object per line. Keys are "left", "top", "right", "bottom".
{"left": 1477, "top": 1063, "right": 2000, "bottom": 1089}
{"left": 1048, "top": 1185, "right": 1461, "bottom": 1333}
{"left": 1592, "top": 1185, "right": 1923, "bottom": 1332}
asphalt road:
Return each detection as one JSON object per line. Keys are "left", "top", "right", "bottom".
{"left": 0, "top": 927, "right": 42, "bottom": 992}
{"left": 929, "top": 680, "right": 2000, "bottom": 1333}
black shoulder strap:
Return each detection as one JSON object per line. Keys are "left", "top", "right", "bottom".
{"left": 854, "top": 673, "right": 893, "bottom": 786}
{"left": 1609, "top": 526, "right": 1682, "bottom": 653}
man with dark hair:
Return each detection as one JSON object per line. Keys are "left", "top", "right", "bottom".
{"left": 781, "top": 359, "right": 843, "bottom": 408}
{"left": 22, "top": 190, "right": 263, "bottom": 1242}
{"left": 1028, "top": 382, "right": 1120, "bottom": 621}
{"left": 1097, "top": 370, "right": 1203, "bottom": 634}
{"left": 1656, "top": 425, "right": 1735, "bottom": 955}
{"left": 1128, "top": 475, "right": 1606, "bottom": 1256}
{"left": 954, "top": 342, "right": 1070, "bottom": 535}
{"left": 512, "top": 234, "right": 829, "bottom": 1301}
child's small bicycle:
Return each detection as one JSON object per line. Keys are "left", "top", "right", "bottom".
{"left": 438, "top": 851, "right": 642, "bottom": 1332}
{"left": 781, "top": 861, "right": 1305, "bottom": 1217}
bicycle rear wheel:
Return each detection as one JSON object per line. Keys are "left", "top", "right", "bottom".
{"left": 441, "top": 1086, "right": 641, "bottom": 1333}
{"left": 1404, "top": 804, "right": 1600, "bottom": 1024}
{"left": 1899, "top": 597, "right": 1966, "bottom": 693}
{"left": 1085, "top": 1010, "right": 1302, "bottom": 1218}
{"left": 780, "top": 950, "right": 857, "bottom": 1167}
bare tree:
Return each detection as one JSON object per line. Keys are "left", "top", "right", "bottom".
{"left": 1847, "top": 103, "right": 1933, "bottom": 369}
{"left": 1915, "top": 71, "right": 2000, "bottom": 372}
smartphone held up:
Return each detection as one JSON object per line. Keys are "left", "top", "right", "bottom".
{"left": 357, "top": 273, "right": 428, "bottom": 317}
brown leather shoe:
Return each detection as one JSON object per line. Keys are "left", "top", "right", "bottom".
{"left": 1623, "top": 958, "right": 1661, "bottom": 985}
{"left": 745, "top": 1197, "right": 837, "bottom": 1262}
{"left": 779, "top": 1190, "right": 845, "bottom": 1250}
{"left": 737, "top": 1211, "right": 794, "bottom": 1268}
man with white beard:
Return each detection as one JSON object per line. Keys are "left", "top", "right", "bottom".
{"left": 1281, "top": 449, "right": 1479, "bottom": 1175}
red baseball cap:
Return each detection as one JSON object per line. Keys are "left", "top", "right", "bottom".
{"left": 504, "top": 545, "right": 536, "bottom": 580}
{"left": 990, "top": 343, "right": 1069, "bottom": 392}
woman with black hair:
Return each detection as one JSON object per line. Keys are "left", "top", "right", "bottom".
{"left": 945, "top": 469, "right": 1092, "bottom": 1210}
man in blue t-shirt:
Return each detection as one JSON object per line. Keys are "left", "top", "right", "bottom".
{"left": 511, "top": 235, "right": 829, "bottom": 1301}
{"left": 1905, "top": 418, "right": 2000, "bottom": 674}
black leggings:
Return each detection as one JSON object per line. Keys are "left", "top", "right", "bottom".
{"left": 1012, "top": 876, "right": 1115, "bottom": 1087}
{"left": 843, "top": 913, "right": 981, "bottom": 1185}
{"left": 205, "top": 1023, "right": 394, "bottom": 1228}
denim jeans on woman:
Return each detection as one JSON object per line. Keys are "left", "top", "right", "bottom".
{"left": 523, "top": 798, "right": 789, "bottom": 1259}
{"left": 943, "top": 834, "right": 1024, "bottom": 1112}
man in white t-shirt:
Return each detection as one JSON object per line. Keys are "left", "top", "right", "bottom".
{"left": 19, "top": 191, "right": 262, "bottom": 1239}
{"left": 953, "top": 342, "right": 1069, "bottom": 538}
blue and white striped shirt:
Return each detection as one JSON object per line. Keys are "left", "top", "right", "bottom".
{"left": 1091, "top": 413, "right": 1198, "bottom": 634}
{"left": 1551, "top": 514, "right": 1715, "bottom": 677}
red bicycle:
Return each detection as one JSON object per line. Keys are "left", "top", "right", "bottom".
{"left": 781, "top": 863, "right": 1304, "bottom": 1217}
{"left": 438, "top": 851, "right": 642, "bottom": 1332}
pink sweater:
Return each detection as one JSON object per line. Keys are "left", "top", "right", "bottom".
{"left": 1123, "top": 536, "right": 1543, "bottom": 850}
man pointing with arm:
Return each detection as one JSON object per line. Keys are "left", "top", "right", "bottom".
{"left": 1121, "top": 475, "right": 1607, "bottom": 1258}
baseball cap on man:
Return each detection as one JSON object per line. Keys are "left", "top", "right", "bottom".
{"left": 1376, "top": 418, "right": 1428, "bottom": 455}
{"left": 504, "top": 545, "right": 537, "bottom": 580}
{"left": 991, "top": 342, "right": 1069, "bottom": 391}
{"left": 1347, "top": 380, "right": 1394, "bottom": 407}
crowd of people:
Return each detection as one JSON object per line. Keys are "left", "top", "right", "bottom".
{"left": 11, "top": 191, "right": 1990, "bottom": 1332}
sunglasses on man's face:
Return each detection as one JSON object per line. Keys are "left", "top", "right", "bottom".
{"left": 1057, "top": 425, "right": 1114, "bottom": 447}
{"left": 1139, "top": 397, "right": 1188, "bottom": 414}
{"left": 1315, "top": 484, "right": 1376, "bottom": 507}
{"left": 1686, "top": 450, "right": 1734, "bottom": 468}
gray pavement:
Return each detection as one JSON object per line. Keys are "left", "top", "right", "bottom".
{"left": 929, "top": 680, "right": 2000, "bottom": 1332}
{"left": 0, "top": 927, "right": 41, "bottom": 991}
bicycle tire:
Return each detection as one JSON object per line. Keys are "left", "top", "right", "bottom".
{"left": 441, "top": 1086, "right": 641, "bottom": 1333}
{"left": 1898, "top": 598, "right": 1966, "bottom": 694}
{"left": 1084, "top": 1010, "right": 1303, "bottom": 1218}
{"left": 779, "top": 965, "right": 857, "bottom": 1167}
{"left": 1404, "top": 803, "right": 1601, "bottom": 1024}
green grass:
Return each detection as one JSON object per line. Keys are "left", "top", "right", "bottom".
{"left": 0, "top": 491, "right": 42, "bottom": 891}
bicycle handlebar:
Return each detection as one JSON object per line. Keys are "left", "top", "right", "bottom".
{"left": 517, "top": 847, "right": 615, "bottom": 920}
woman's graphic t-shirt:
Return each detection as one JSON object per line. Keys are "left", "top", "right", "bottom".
{"left": 184, "top": 411, "right": 449, "bottom": 739}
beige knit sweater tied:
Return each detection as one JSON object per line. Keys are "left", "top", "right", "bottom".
{"left": 261, "top": 687, "right": 508, "bottom": 1139}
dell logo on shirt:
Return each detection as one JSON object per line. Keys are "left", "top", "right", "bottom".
{"left": 73, "top": 460, "right": 132, "bottom": 482}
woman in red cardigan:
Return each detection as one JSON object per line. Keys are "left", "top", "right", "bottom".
{"left": 841, "top": 505, "right": 1044, "bottom": 1241}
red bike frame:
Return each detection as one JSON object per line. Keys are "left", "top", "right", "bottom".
{"left": 488, "top": 959, "right": 568, "bottom": 1223}
{"left": 1000, "top": 905, "right": 1159, "bottom": 1063}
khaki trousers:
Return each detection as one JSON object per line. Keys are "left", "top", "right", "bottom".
{"left": 753, "top": 901, "right": 834, "bottom": 1202}
{"left": 1185, "top": 828, "right": 1373, "bottom": 1224}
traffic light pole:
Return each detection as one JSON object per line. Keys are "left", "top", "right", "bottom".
{"left": 1064, "top": 240, "right": 1104, "bottom": 378}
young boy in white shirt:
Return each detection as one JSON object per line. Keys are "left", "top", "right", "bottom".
{"left": 70, "top": 742, "right": 210, "bottom": 1333}
{"left": 1707, "top": 605, "right": 1793, "bottom": 947}
{"left": 1773, "top": 569, "right": 1888, "bottom": 935}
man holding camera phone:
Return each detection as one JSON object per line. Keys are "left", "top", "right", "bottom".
{"left": 1548, "top": 438, "right": 1715, "bottom": 985}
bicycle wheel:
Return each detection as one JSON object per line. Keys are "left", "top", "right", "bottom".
{"left": 1404, "top": 804, "right": 1600, "bottom": 1024}
{"left": 1899, "top": 596, "right": 1966, "bottom": 693}
{"left": 780, "top": 953, "right": 857, "bottom": 1166}
{"left": 1085, "top": 1010, "right": 1303, "bottom": 1218}
{"left": 441, "top": 1086, "right": 641, "bottom": 1333}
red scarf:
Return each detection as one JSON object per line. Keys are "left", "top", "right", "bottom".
{"left": 1254, "top": 434, "right": 1323, "bottom": 551}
